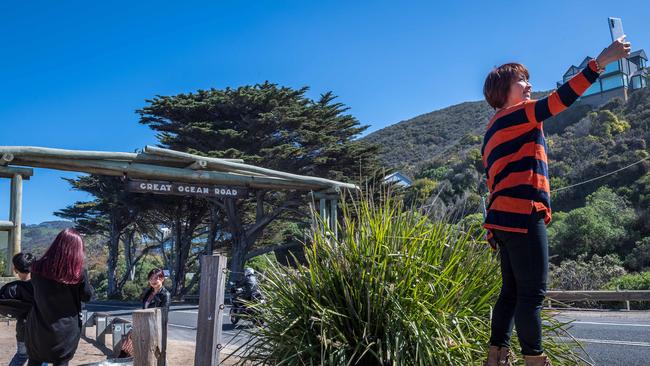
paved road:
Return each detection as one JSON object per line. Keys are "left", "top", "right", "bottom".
{"left": 85, "top": 303, "right": 650, "bottom": 365}
{"left": 555, "top": 310, "right": 650, "bottom": 366}
{"left": 85, "top": 302, "right": 248, "bottom": 350}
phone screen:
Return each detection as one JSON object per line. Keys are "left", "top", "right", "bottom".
{"left": 608, "top": 17, "right": 624, "bottom": 41}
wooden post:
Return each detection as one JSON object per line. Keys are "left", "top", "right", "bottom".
{"left": 94, "top": 312, "right": 109, "bottom": 345}
{"left": 132, "top": 308, "right": 163, "bottom": 366}
{"left": 10, "top": 174, "right": 22, "bottom": 265}
{"left": 330, "top": 198, "right": 338, "bottom": 238}
{"left": 195, "top": 255, "right": 228, "bottom": 366}
{"left": 319, "top": 197, "right": 327, "bottom": 227}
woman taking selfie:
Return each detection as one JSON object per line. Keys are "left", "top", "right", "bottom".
{"left": 481, "top": 36, "right": 630, "bottom": 366}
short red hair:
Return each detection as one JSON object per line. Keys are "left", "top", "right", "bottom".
{"left": 483, "top": 63, "right": 529, "bottom": 109}
{"left": 31, "top": 228, "right": 85, "bottom": 284}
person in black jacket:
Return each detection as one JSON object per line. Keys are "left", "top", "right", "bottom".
{"left": 142, "top": 268, "right": 170, "bottom": 310}
{"left": 118, "top": 268, "right": 170, "bottom": 358}
{"left": 25, "top": 229, "right": 94, "bottom": 366}
{"left": 0, "top": 252, "right": 36, "bottom": 366}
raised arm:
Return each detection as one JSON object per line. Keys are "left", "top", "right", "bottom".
{"left": 528, "top": 36, "right": 631, "bottom": 123}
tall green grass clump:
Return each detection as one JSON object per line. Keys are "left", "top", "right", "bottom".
{"left": 233, "top": 196, "right": 587, "bottom": 365}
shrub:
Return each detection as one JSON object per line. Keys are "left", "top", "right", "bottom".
{"left": 549, "top": 254, "right": 626, "bottom": 290}
{"left": 608, "top": 271, "right": 650, "bottom": 290}
{"left": 624, "top": 237, "right": 650, "bottom": 271}
{"left": 232, "top": 197, "right": 586, "bottom": 365}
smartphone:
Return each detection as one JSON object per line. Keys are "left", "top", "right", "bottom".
{"left": 608, "top": 17, "right": 625, "bottom": 41}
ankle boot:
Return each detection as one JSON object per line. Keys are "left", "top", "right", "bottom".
{"left": 484, "top": 346, "right": 514, "bottom": 366}
{"left": 523, "top": 353, "right": 552, "bottom": 366}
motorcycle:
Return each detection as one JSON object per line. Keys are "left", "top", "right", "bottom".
{"left": 229, "top": 282, "right": 265, "bottom": 326}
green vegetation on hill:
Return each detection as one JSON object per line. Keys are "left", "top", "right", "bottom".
{"left": 364, "top": 92, "right": 550, "bottom": 173}
{"left": 21, "top": 221, "right": 75, "bottom": 256}
{"left": 368, "top": 87, "right": 650, "bottom": 291}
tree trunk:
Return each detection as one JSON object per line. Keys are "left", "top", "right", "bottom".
{"left": 207, "top": 204, "right": 220, "bottom": 255}
{"left": 225, "top": 198, "right": 247, "bottom": 283}
{"left": 107, "top": 215, "right": 120, "bottom": 298}
{"left": 171, "top": 212, "right": 182, "bottom": 296}
{"left": 224, "top": 192, "right": 300, "bottom": 283}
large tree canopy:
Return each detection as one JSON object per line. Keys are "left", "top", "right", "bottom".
{"left": 138, "top": 82, "right": 378, "bottom": 180}
{"left": 138, "top": 82, "right": 381, "bottom": 281}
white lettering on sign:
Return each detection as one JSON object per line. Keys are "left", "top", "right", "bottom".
{"left": 130, "top": 180, "right": 244, "bottom": 197}
{"left": 212, "top": 188, "right": 238, "bottom": 196}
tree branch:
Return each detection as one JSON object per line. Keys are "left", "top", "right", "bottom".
{"left": 245, "top": 199, "right": 301, "bottom": 238}
{"left": 245, "top": 241, "right": 303, "bottom": 260}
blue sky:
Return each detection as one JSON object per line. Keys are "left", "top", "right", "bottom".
{"left": 1, "top": 0, "right": 649, "bottom": 224}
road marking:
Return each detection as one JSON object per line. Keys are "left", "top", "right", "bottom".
{"left": 572, "top": 321, "right": 650, "bottom": 328}
{"left": 576, "top": 338, "right": 650, "bottom": 347}
{"left": 169, "top": 323, "right": 196, "bottom": 330}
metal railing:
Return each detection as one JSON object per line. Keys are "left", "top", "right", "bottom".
{"left": 546, "top": 290, "right": 650, "bottom": 310}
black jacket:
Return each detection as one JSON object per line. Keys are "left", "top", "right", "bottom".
{"left": 26, "top": 271, "right": 94, "bottom": 363}
{"left": 141, "top": 286, "right": 170, "bottom": 310}
{"left": 0, "top": 280, "right": 34, "bottom": 342}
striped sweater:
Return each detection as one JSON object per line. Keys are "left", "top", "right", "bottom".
{"left": 482, "top": 59, "right": 601, "bottom": 238}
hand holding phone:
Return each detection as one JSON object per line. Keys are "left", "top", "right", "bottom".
{"left": 608, "top": 17, "right": 625, "bottom": 42}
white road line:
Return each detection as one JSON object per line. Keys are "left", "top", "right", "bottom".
{"left": 576, "top": 338, "right": 650, "bottom": 347}
{"left": 572, "top": 321, "right": 650, "bottom": 328}
{"left": 168, "top": 323, "right": 196, "bottom": 329}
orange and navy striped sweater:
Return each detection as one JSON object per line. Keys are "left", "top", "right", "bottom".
{"left": 482, "top": 59, "right": 601, "bottom": 239}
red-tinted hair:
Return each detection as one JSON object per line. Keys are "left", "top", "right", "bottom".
{"left": 31, "top": 228, "right": 85, "bottom": 284}
{"left": 483, "top": 63, "right": 529, "bottom": 109}
{"left": 148, "top": 268, "right": 165, "bottom": 281}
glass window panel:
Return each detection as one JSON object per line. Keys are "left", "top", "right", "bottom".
{"left": 604, "top": 61, "right": 620, "bottom": 73}
{"left": 601, "top": 75, "right": 624, "bottom": 90}
{"left": 632, "top": 76, "right": 642, "bottom": 89}
{"left": 583, "top": 82, "right": 601, "bottom": 96}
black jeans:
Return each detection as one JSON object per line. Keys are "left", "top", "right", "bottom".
{"left": 489, "top": 210, "right": 548, "bottom": 356}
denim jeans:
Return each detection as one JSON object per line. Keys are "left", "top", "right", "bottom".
{"left": 489, "top": 210, "right": 548, "bottom": 356}
{"left": 9, "top": 341, "right": 29, "bottom": 366}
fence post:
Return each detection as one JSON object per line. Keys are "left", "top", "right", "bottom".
{"left": 94, "top": 312, "right": 110, "bottom": 345}
{"left": 195, "top": 255, "right": 228, "bottom": 366}
{"left": 132, "top": 308, "right": 163, "bottom": 366}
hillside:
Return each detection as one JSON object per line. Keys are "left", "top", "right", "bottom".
{"left": 0, "top": 221, "right": 74, "bottom": 257}
{"left": 372, "top": 86, "right": 650, "bottom": 279}
{"left": 363, "top": 91, "right": 581, "bottom": 173}
{"left": 21, "top": 220, "right": 75, "bottom": 255}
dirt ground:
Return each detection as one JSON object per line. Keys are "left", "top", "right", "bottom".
{"left": 0, "top": 320, "right": 240, "bottom": 365}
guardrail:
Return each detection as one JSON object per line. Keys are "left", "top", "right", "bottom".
{"left": 546, "top": 290, "right": 650, "bottom": 310}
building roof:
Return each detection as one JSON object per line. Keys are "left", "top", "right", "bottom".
{"left": 562, "top": 65, "right": 580, "bottom": 77}
{"left": 578, "top": 56, "right": 592, "bottom": 69}
{"left": 383, "top": 171, "right": 412, "bottom": 187}
{"left": 629, "top": 49, "right": 648, "bottom": 60}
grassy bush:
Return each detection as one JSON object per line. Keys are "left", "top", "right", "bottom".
{"left": 608, "top": 271, "right": 650, "bottom": 290}
{"left": 549, "top": 254, "right": 626, "bottom": 291}
{"left": 231, "top": 196, "right": 587, "bottom": 365}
